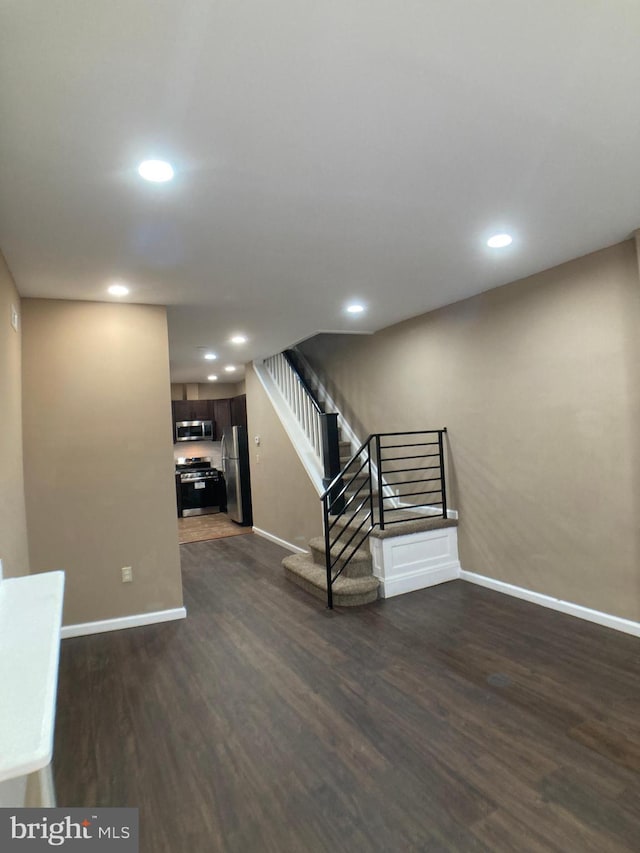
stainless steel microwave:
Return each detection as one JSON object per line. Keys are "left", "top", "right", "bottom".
{"left": 175, "top": 420, "right": 214, "bottom": 442}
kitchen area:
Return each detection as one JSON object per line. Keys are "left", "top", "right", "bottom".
{"left": 171, "top": 384, "right": 252, "bottom": 544}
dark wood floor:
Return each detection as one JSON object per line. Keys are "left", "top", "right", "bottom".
{"left": 54, "top": 534, "right": 640, "bottom": 852}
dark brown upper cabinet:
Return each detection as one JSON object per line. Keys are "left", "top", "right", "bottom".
{"left": 171, "top": 394, "right": 246, "bottom": 441}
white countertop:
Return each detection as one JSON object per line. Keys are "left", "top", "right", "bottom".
{"left": 0, "top": 571, "right": 65, "bottom": 782}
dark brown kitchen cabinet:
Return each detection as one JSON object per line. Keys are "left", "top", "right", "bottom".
{"left": 230, "top": 394, "right": 247, "bottom": 428}
{"left": 172, "top": 399, "right": 213, "bottom": 423}
{"left": 171, "top": 396, "right": 245, "bottom": 441}
{"left": 212, "top": 398, "right": 232, "bottom": 438}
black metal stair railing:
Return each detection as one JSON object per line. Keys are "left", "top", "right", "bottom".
{"left": 320, "top": 430, "right": 448, "bottom": 608}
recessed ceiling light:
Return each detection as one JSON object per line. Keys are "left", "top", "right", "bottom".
{"left": 107, "top": 283, "right": 129, "bottom": 297}
{"left": 487, "top": 233, "right": 513, "bottom": 248}
{"left": 204, "top": 353, "right": 217, "bottom": 360}
{"left": 207, "top": 375, "right": 218, "bottom": 381}
{"left": 224, "top": 365, "right": 236, "bottom": 373}
{"left": 138, "top": 159, "right": 174, "bottom": 182}
{"left": 346, "top": 303, "right": 365, "bottom": 314}
{"left": 230, "top": 335, "right": 247, "bottom": 345}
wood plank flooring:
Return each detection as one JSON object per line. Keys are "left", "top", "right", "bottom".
{"left": 53, "top": 534, "right": 640, "bottom": 852}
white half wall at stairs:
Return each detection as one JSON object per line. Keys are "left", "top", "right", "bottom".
{"left": 370, "top": 526, "right": 460, "bottom": 598}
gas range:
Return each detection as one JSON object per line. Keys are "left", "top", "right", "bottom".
{"left": 180, "top": 469, "right": 220, "bottom": 482}
{"left": 175, "top": 455, "right": 227, "bottom": 517}
{"left": 175, "top": 456, "right": 222, "bottom": 483}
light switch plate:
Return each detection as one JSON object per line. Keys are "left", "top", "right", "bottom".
{"left": 10, "top": 305, "right": 19, "bottom": 332}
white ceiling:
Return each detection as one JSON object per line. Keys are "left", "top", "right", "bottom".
{"left": 2, "top": 1, "right": 640, "bottom": 382}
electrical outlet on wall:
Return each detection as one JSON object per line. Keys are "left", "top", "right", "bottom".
{"left": 121, "top": 566, "right": 133, "bottom": 583}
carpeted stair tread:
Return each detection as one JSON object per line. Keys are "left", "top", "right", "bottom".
{"left": 308, "top": 536, "right": 372, "bottom": 577}
{"left": 332, "top": 508, "right": 456, "bottom": 535}
{"left": 343, "top": 472, "right": 369, "bottom": 485}
{"left": 308, "top": 536, "right": 370, "bottom": 562}
{"left": 282, "top": 554, "right": 379, "bottom": 606}
{"left": 371, "top": 515, "right": 457, "bottom": 538}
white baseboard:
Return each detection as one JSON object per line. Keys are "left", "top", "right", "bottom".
{"left": 380, "top": 562, "right": 459, "bottom": 598}
{"left": 61, "top": 606, "right": 187, "bottom": 639}
{"left": 252, "top": 526, "right": 308, "bottom": 554}
{"left": 460, "top": 571, "right": 640, "bottom": 637}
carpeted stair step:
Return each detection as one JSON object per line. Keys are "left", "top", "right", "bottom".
{"left": 308, "top": 536, "right": 372, "bottom": 578}
{"left": 332, "top": 507, "right": 456, "bottom": 536}
{"left": 327, "top": 472, "right": 372, "bottom": 500}
{"left": 328, "top": 471, "right": 370, "bottom": 496}
{"left": 338, "top": 440, "right": 351, "bottom": 458}
{"left": 371, "top": 514, "right": 457, "bottom": 538}
{"left": 282, "top": 554, "right": 379, "bottom": 607}
{"left": 343, "top": 472, "right": 370, "bottom": 493}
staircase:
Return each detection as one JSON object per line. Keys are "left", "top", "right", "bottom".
{"left": 283, "top": 508, "right": 459, "bottom": 607}
{"left": 258, "top": 348, "right": 454, "bottom": 608}
{"left": 283, "top": 532, "right": 380, "bottom": 606}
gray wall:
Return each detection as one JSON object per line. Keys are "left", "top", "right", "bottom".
{"left": 245, "top": 364, "right": 322, "bottom": 550}
{"left": 22, "top": 299, "right": 184, "bottom": 626}
{"left": 300, "top": 240, "right": 640, "bottom": 621}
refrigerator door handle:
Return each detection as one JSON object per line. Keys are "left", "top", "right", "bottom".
{"left": 220, "top": 434, "right": 227, "bottom": 474}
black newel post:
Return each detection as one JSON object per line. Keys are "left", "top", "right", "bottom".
{"left": 320, "top": 413, "right": 344, "bottom": 516}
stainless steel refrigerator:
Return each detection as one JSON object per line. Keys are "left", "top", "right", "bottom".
{"left": 220, "top": 425, "right": 253, "bottom": 525}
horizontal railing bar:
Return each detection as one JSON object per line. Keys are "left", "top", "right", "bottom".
{"left": 379, "top": 452, "right": 440, "bottom": 462}
{"left": 383, "top": 512, "right": 444, "bottom": 524}
{"left": 383, "top": 489, "right": 443, "bottom": 500}
{"left": 381, "top": 441, "right": 440, "bottom": 449}
{"left": 388, "top": 501, "right": 443, "bottom": 513}
{"left": 381, "top": 475, "right": 442, "bottom": 486}
{"left": 373, "top": 430, "right": 446, "bottom": 437}
{"left": 379, "top": 464, "right": 441, "bottom": 475}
